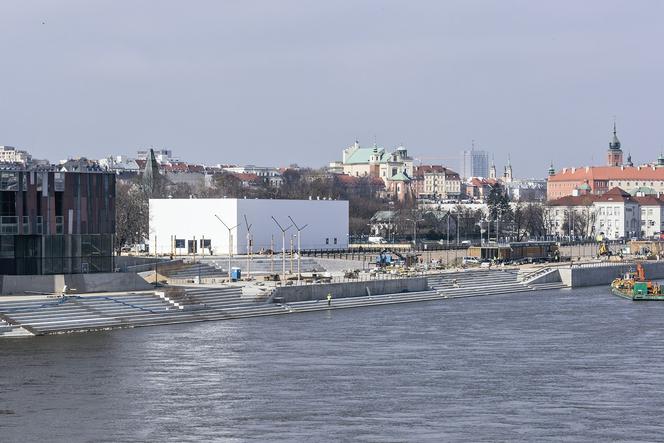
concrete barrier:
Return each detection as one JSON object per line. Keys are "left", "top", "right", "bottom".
{"left": 559, "top": 261, "right": 664, "bottom": 287}
{"left": 1, "top": 273, "right": 153, "bottom": 295}
{"left": 271, "top": 277, "right": 428, "bottom": 303}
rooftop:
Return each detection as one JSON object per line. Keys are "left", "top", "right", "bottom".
{"left": 548, "top": 165, "right": 664, "bottom": 182}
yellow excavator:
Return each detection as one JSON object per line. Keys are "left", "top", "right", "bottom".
{"left": 596, "top": 234, "right": 612, "bottom": 258}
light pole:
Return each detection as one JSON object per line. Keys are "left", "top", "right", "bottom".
{"left": 244, "top": 215, "right": 253, "bottom": 279}
{"left": 214, "top": 214, "right": 240, "bottom": 280}
{"left": 288, "top": 216, "right": 309, "bottom": 283}
{"left": 271, "top": 216, "right": 292, "bottom": 284}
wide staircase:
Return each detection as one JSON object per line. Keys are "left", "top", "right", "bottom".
{"left": 428, "top": 268, "right": 566, "bottom": 298}
{"left": 0, "top": 294, "right": 181, "bottom": 335}
{"left": 0, "top": 287, "right": 287, "bottom": 335}
{"left": 163, "top": 257, "right": 325, "bottom": 281}
{"left": 202, "top": 256, "right": 325, "bottom": 275}
{"left": 164, "top": 262, "right": 227, "bottom": 280}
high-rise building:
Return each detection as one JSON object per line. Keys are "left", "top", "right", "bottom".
{"left": 461, "top": 147, "right": 489, "bottom": 179}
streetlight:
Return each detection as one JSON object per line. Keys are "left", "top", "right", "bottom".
{"left": 214, "top": 214, "right": 240, "bottom": 281}
{"left": 244, "top": 215, "right": 253, "bottom": 279}
{"left": 288, "top": 215, "right": 309, "bottom": 283}
{"left": 271, "top": 216, "right": 293, "bottom": 284}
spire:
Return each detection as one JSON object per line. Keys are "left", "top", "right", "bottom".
{"left": 548, "top": 161, "right": 555, "bottom": 176}
{"left": 609, "top": 120, "right": 621, "bottom": 150}
{"left": 143, "top": 148, "right": 160, "bottom": 196}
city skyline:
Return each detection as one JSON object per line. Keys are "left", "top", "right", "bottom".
{"left": 1, "top": 1, "right": 663, "bottom": 174}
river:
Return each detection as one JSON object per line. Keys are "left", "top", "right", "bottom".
{"left": 2, "top": 287, "right": 664, "bottom": 442}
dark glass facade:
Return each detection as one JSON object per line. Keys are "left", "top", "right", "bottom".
{"left": 0, "top": 168, "right": 115, "bottom": 275}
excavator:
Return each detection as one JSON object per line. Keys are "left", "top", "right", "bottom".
{"left": 596, "top": 234, "right": 612, "bottom": 258}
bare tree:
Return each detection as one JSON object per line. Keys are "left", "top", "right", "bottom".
{"left": 115, "top": 180, "right": 149, "bottom": 254}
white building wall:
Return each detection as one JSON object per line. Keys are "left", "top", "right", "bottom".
{"left": 640, "top": 204, "right": 664, "bottom": 238}
{"left": 593, "top": 201, "right": 640, "bottom": 240}
{"left": 149, "top": 198, "right": 349, "bottom": 255}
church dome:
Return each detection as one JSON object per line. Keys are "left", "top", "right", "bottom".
{"left": 609, "top": 123, "right": 621, "bottom": 150}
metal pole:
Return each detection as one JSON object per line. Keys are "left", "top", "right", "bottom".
{"left": 228, "top": 230, "right": 232, "bottom": 280}
{"left": 200, "top": 235, "right": 204, "bottom": 283}
{"left": 154, "top": 235, "right": 158, "bottom": 287}
{"left": 290, "top": 235, "right": 294, "bottom": 274}
{"left": 282, "top": 231, "right": 286, "bottom": 282}
{"left": 447, "top": 211, "right": 450, "bottom": 246}
{"left": 456, "top": 214, "right": 460, "bottom": 245}
{"left": 271, "top": 235, "right": 274, "bottom": 274}
{"left": 297, "top": 230, "right": 301, "bottom": 282}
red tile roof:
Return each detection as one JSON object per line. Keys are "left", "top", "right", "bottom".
{"left": 633, "top": 196, "right": 664, "bottom": 206}
{"left": 594, "top": 187, "right": 636, "bottom": 203}
{"left": 547, "top": 195, "right": 599, "bottom": 207}
{"left": 549, "top": 165, "right": 664, "bottom": 182}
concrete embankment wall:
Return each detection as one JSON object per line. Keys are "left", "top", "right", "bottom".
{"left": 312, "top": 258, "right": 369, "bottom": 273}
{"left": 116, "top": 256, "right": 184, "bottom": 273}
{"left": 559, "top": 261, "right": 664, "bottom": 288}
{"left": 272, "top": 277, "right": 428, "bottom": 303}
{"left": 1, "top": 273, "right": 153, "bottom": 295}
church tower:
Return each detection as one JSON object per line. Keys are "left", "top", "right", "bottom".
{"left": 607, "top": 122, "right": 623, "bottom": 167}
{"left": 489, "top": 157, "right": 497, "bottom": 180}
{"left": 503, "top": 155, "right": 513, "bottom": 183}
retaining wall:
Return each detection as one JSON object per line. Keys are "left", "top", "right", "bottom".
{"left": 559, "top": 261, "right": 664, "bottom": 287}
{"left": 1, "top": 273, "right": 153, "bottom": 295}
{"left": 272, "top": 277, "right": 428, "bottom": 303}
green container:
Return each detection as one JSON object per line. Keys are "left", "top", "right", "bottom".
{"left": 634, "top": 282, "right": 648, "bottom": 295}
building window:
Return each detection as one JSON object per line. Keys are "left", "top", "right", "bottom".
{"left": 0, "top": 172, "right": 18, "bottom": 191}
{"left": 54, "top": 173, "right": 65, "bottom": 192}
{"left": 55, "top": 216, "right": 64, "bottom": 234}
{"left": 334, "top": 238, "right": 337, "bottom": 245}
{"left": 325, "top": 238, "right": 329, "bottom": 245}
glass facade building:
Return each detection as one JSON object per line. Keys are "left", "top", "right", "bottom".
{"left": 461, "top": 149, "right": 489, "bottom": 179}
{"left": 0, "top": 167, "right": 115, "bottom": 275}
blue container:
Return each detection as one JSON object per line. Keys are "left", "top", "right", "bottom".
{"left": 231, "top": 267, "right": 241, "bottom": 281}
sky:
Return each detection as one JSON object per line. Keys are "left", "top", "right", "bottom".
{"left": 1, "top": 0, "right": 662, "bottom": 177}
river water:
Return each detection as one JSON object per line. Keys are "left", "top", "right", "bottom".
{"left": 2, "top": 287, "right": 664, "bottom": 442}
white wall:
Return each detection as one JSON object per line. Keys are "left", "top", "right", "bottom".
{"left": 149, "top": 198, "right": 349, "bottom": 255}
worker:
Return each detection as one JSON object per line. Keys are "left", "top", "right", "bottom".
{"left": 61, "top": 284, "right": 68, "bottom": 299}
{"left": 326, "top": 293, "right": 332, "bottom": 307}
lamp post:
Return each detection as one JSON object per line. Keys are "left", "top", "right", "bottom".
{"left": 288, "top": 216, "right": 309, "bottom": 283}
{"left": 271, "top": 216, "right": 293, "bottom": 284}
{"left": 214, "top": 214, "right": 240, "bottom": 280}
{"left": 244, "top": 215, "right": 252, "bottom": 279}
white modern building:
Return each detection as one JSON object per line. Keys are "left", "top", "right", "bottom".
{"left": 149, "top": 198, "right": 349, "bottom": 255}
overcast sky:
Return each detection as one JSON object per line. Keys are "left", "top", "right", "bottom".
{"left": 1, "top": 1, "right": 662, "bottom": 177}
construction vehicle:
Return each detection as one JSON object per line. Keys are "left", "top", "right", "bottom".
{"left": 596, "top": 234, "right": 612, "bottom": 258}
{"left": 611, "top": 263, "right": 663, "bottom": 300}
